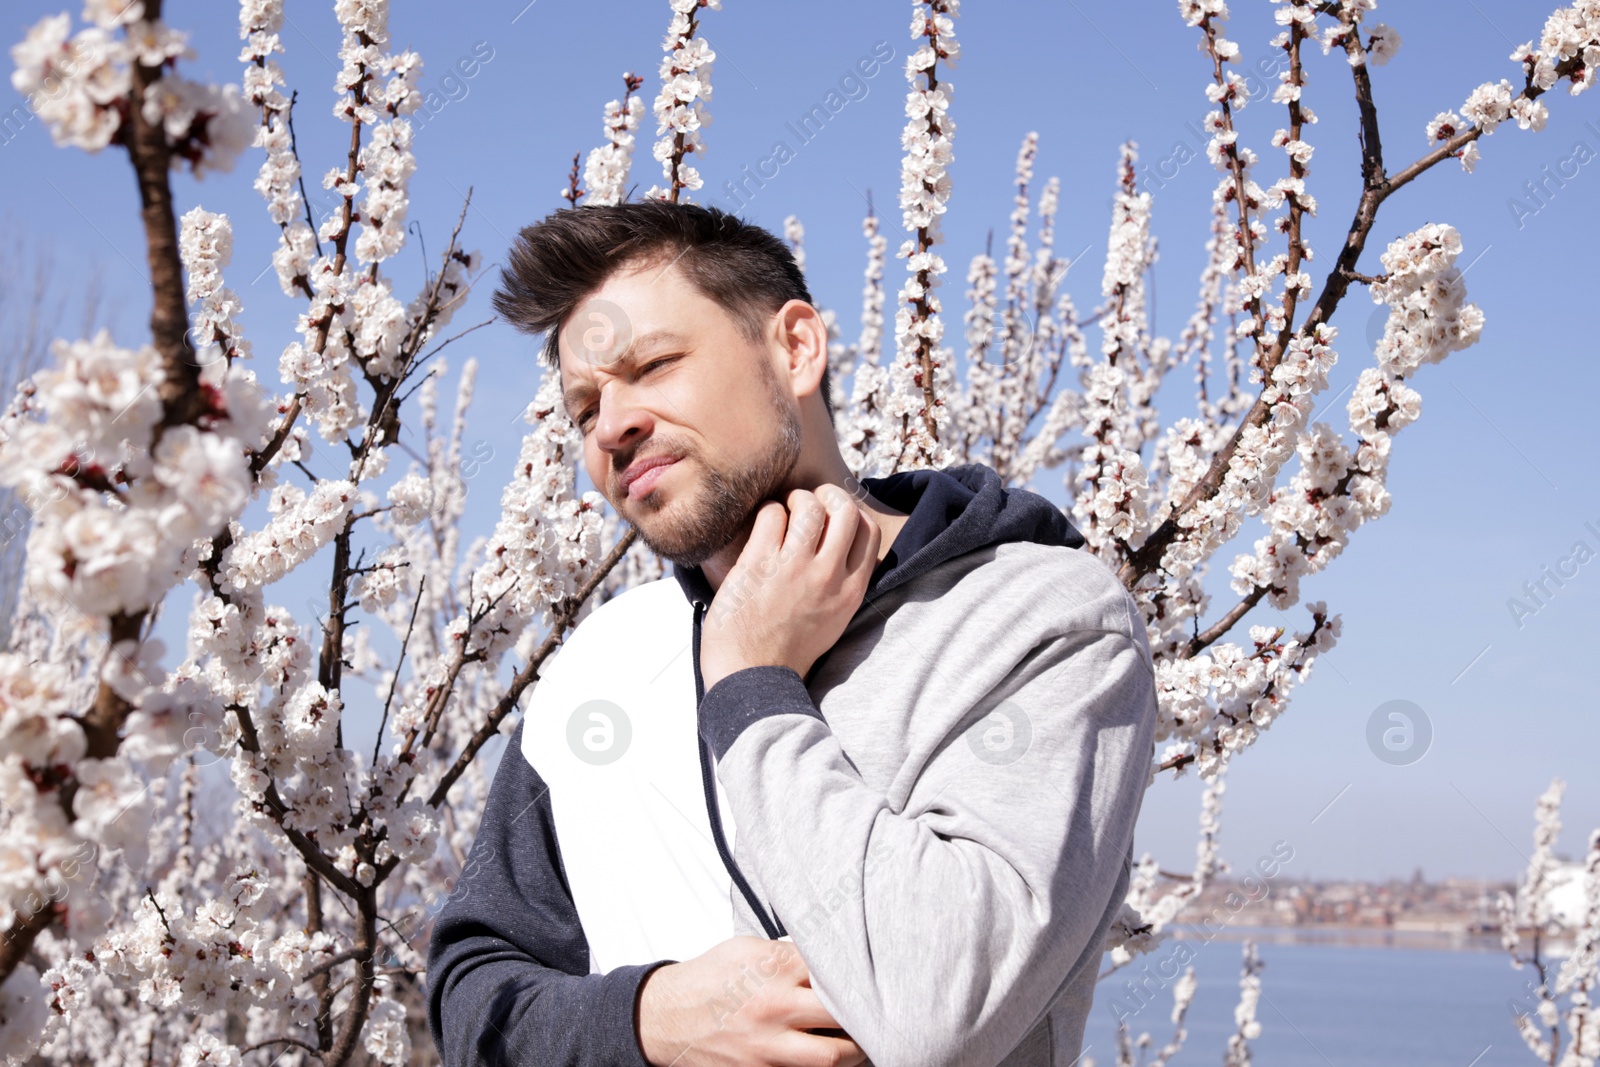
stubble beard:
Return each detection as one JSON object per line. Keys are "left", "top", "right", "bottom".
{"left": 625, "top": 378, "right": 804, "bottom": 570}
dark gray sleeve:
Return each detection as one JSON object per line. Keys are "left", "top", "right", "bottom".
{"left": 425, "top": 718, "right": 675, "bottom": 1067}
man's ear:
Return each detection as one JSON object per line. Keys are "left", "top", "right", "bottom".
{"left": 774, "top": 299, "right": 828, "bottom": 402}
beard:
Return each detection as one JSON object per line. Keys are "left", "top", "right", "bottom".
{"left": 622, "top": 364, "right": 804, "bottom": 569}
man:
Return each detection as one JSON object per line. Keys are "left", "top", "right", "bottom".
{"left": 425, "top": 199, "right": 1159, "bottom": 1067}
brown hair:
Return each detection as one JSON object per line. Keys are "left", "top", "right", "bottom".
{"left": 491, "top": 199, "right": 834, "bottom": 425}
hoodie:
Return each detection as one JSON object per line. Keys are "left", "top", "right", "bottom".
{"left": 426, "top": 462, "right": 1159, "bottom": 1067}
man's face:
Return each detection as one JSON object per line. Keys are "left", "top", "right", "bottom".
{"left": 557, "top": 256, "right": 804, "bottom": 569}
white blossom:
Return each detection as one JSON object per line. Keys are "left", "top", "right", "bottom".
{"left": 1461, "top": 78, "right": 1514, "bottom": 132}
{"left": 363, "top": 996, "right": 411, "bottom": 1065}
{"left": 1367, "top": 23, "right": 1401, "bottom": 65}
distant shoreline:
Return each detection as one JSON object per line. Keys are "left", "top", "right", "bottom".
{"left": 1165, "top": 922, "right": 1576, "bottom": 956}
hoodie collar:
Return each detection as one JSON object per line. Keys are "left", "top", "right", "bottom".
{"left": 670, "top": 462, "right": 1083, "bottom": 607}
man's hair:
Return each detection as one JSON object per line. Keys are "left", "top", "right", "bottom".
{"left": 491, "top": 199, "right": 834, "bottom": 425}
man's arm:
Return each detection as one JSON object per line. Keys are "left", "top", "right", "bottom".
{"left": 697, "top": 588, "right": 1159, "bottom": 1067}
{"left": 425, "top": 718, "right": 672, "bottom": 1067}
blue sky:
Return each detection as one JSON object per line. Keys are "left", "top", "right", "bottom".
{"left": 2, "top": 0, "right": 1596, "bottom": 883}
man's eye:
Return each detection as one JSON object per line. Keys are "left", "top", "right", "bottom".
{"left": 574, "top": 357, "right": 679, "bottom": 431}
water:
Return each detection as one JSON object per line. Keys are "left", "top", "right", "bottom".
{"left": 1081, "top": 926, "right": 1554, "bottom": 1066}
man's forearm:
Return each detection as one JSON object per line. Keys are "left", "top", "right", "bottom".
{"left": 429, "top": 941, "right": 668, "bottom": 1067}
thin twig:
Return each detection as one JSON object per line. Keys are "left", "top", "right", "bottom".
{"left": 286, "top": 90, "right": 326, "bottom": 260}
{"left": 242, "top": 1036, "right": 325, "bottom": 1062}
{"left": 374, "top": 576, "right": 426, "bottom": 766}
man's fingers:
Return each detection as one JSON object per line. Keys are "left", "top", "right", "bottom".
{"left": 812, "top": 484, "right": 863, "bottom": 577}
{"left": 745, "top": 499, "right": 789, "bottom": 565}
{"left": 769, "top": 1029, "right": 869, "bottom": 1067}
{"left": 772, "top": 984, "right": 847, "bottom": 1032}
{"left": 758, "top": 939, "right": 807, "bottom": 980}
{"left": 783, "top": 488, "right": 827, "bottom": 559}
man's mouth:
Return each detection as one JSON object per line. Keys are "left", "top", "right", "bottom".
{"left": 624, "top": 456, "right": 681, "bottom": 500}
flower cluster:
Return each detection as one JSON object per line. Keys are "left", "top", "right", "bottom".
{"left": 0, "top": 654, "right": 104, "bottom": 960}
{"left": 219, "top": 480, "right": 354, "bottom": 591}
{"left": 644, "top": 0, "right": 719, "bottom": 200}
{"left": 1368, "top": 223, "right": 1485, "bottom": 379}
{"left": 899, "top": 2, "right": 959, "bottom": 232}
{"left": 1100, "top": 144, "right": 1155, "bottom": 364}
{"left": 1067, "top": 144, "right": 1158, "bottom": 551}
{"left": 352, "top": 53, "right": 423, "bottom": 265}
{"left": 328, "top": 1, "right": 423, "bottom": 263}
{"left": 1527, "top": 0, "right": 1600, "bottom": 94}
{"left": 1550, "top": 829, "right": 1600, "bottom": 1062}
{"left": 1154, "top": 308, "right": 1330, "bottom": 589}
{"left": 944, "top": 133, "right": 1088, "bottom": 489}
{"left": 1433, "top": 0, "right": 1600, "bottom": 169}
{"left": 1153, "top": 606, "right": 1340, "bottom": 778}
{"left": 1366, "top": 23, "right": 1402, "bottom": 65}
{"left": 1215, "top": 228, "right": 1479, "bottom": 638}
{"left": 0, "top": 326, "right": 265, "bottom": 620}
{"left": 263, "top": 0, "right": 458, "bottom": 449}
{"left": 9, "top": 14, "right": 130, "bottom": 152}
{"left": 181, "top": 208, "right": 252, "bottom": 370}
{"left": 443, "top": 371, "right": 603, "bottom": 661}
{"left": 1153, "top": 418, "right": 1231, "bottom": 530}
{"left": 10, "top": 9, "right": 252, "bottom": 173}
{"left": 881, "top": 0, "right": 961, "bottom": 473}
{"left": 385, "top": 471, "right": 434, "bottom": 525}
{"left": 363, "top": 996, "right": 411, "bottom": 1065}
{"left": 354, "top": 545, "right": 407, "bottom": 612}
{"left": 240, "top": 4, "right": 321, "bottom": 306}
{"left": 240, "top": 2, "right": 317, "bottom": 290}
{"left": 961, "top": 243, "right": 998, "bottom": 372}
{"left": 1222, "top": 941, "right": 1265, "bottom": 1064}
{"left": 72, "top": 875, "right": 336, "bottom": 1063}
{"left": 839, "top": 208, "right": 893, "bottom": 478}
{"left": 583, "top": 77, "right": 645, "bottom": 206}
{"left": 1105, "top": 772, "right": 1229, "bottom": 969}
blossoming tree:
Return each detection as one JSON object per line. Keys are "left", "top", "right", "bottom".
{"left": 1496, "top": 781, "right": 1600, "bottom": 1067}
{"left": 2, "top": 0, "right": 1598, "bottom": 1064}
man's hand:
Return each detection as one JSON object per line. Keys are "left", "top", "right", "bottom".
{"left": 700, "top": 484, "right": 881, "bottom": 693}
{"left": 636, "top": 935, "right": 866, "bottom": 1067}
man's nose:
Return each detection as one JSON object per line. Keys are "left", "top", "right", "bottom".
{"left": 593, "top": 382, "right": 654, "bottom": 454}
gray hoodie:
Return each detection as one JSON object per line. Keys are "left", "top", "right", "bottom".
{"left": 426, "top": 462, "right": 1159, "bottom": 1067}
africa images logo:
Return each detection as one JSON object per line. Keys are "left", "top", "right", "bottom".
{"left": 1366, "top": 699, "right": 1432, "bottom": 766}
{"left": 567, "top": 699, "right": 632, "bottom": 766}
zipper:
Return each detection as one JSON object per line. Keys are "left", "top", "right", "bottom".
{"left": 691, "top": 597, "right": 787, "bottom": 940}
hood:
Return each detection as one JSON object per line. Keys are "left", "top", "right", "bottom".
{"left": 671, "top": 462, "right": 1084, "bottom": 607}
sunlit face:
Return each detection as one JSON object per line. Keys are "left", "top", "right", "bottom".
{"left": 557, "top": 256, "right": 803, "bottom": 569}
